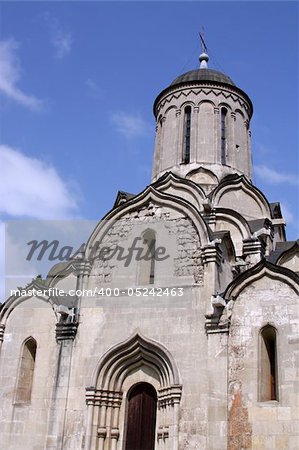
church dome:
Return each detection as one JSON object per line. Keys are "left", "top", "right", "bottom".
{"left": 170, "top": 68, "right": 236, "bottom": 87}
{"left": 152, "top": 43, "right": 254, "bottom": 183}
{"left": 154, "top": 64, "right": 252, "bottom": 117}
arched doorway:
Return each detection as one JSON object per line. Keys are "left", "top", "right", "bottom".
{"left": 125, "top": 382, "right": 157, "bottom": 450}
{"left": 84, "top": 333, "right": 182, "bottom": 450}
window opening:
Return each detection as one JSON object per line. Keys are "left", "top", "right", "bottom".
{"left": 182, "top": 106, "right": 191, "bottom": 163}
{"left": 221, "top": 107, "right": 227, "bottom": 164}
{"left": 260, "top": 325, "right": 278, "bottom": 401}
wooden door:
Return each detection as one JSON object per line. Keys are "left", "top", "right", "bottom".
{"left": 125, "top": 383, "right": 157, "bottom": 450}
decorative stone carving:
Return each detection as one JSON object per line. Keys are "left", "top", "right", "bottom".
{"left": 84, "top": 333, "right": 182, "bottom": 450}
{"left": 201, "top": 241, "right": 222, "bottom": 266}
{"left": 55, "top": 321, "right": 78, "bottom": 342}
{"left": 0, "top": 324, "right": 5, "bottom": 343}
{"left": 55, "top": 308, "right": 78, "bottom": 342}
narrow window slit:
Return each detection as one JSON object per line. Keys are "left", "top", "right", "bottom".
{"left": 138, "top": 230, "right": 156, "bottom": 285}
{"left": 221, "top": 107, "right": 227, "bottom": 164}
{"left": 182, "top": 106, "right": 191, "bottom": 163}
{"left": 15, "top": 337, "right": 37, "bottom": 404}
{"left": 260, "top": 325, "right": 278, "bottom": 401}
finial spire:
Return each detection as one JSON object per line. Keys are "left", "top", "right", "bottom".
{"left": 199, "top": 27, "right": 209, "bottom": 69}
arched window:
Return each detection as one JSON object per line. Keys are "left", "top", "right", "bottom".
{"left": 182, "top": 106, "right": 191, "bottom": 163}
{"left": 221, "top": 107, "right": 227, "bottom": 164}
{"left": 15, "top": 337, "right": 37, "bottom": 404}
{"left": 138, "top": 229, "right": 156, "bottom": 285}
{"left": 125, "top": 382, "right": 157, "bottom": 450}
{"left": 259, "top": 325, "right": 278, "bottom": 401}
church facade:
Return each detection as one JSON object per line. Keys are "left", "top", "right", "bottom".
{"left": 0, "top": 48, "right": 298, "bottom": 450}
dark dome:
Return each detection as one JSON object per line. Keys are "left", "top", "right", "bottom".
{"left": 171, "top": 68, "right": 235, "bottom": 87}
{"left": 153, "top": 66, "right": 253, "bottom": 118}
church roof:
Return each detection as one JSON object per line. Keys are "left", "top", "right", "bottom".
{"left": 171, "top": 68, "right": 235, "bottom": 88}
{"left": 267, "top": 240, "right": 298, "bottom": 264}
{"left": 154, "top": 66, "right": 253, "bottom": 118}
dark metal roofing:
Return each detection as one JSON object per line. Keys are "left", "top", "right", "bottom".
{"left": 267, "top": 241, "right": 297, "bottom": 264}
{"left": 113, "top": 191, "right": 135, "bottom": 209}
{"left": 269, "top": 202, "right": 283, "bottom": 219}
{"left": 171, "top": 68, "right": 235, "bottom": 88}
{"left": 247, "top": 218, "right": 272, "bottom": 234}
{"left": 212, "top": 230, "right": 231, "bottom": 240}
{"left": 153, "top": 67, "right": 253, "bottom": 119}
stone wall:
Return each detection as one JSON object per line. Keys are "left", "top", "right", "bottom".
{"left": 228, "top": 277, "right": 299, "bottom": 450}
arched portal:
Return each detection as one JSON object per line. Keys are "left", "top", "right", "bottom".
{"left": 84, "top": 333, "right": 182, "bottom": 450}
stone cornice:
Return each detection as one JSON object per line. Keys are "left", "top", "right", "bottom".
{"left": 55, "top": 320, "right": 78, "bottom": 342}
{"left": 158, "top": 385, "right": 182, "bottom": 407}
{"left": 201, "top": 242, "right": 223, "bottom": 266}
{"left": 85, "top": 388, "right": 123, "bottom": 407}
{"left": 154, "top": 82, "right": 253, "bottom": 118}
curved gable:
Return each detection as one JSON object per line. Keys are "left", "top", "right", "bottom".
{"left": 86, "top": 184, "right": 211, "bottom": 258}
{"left": 211, "top": 175, "right": 271, "bottom": 221}
{"left": 153, "top": 171, "right": 206, "bottom": 210}
{"left": 0, "top": 280, "right": 54, "bottom": 325}
{"left": 277, "top": 241, "right": 299, "bottom": 273}
{"left": 224, "top": 259, "right": 299, "bottom": 301}
{"left": 215, "top": 207, "right": 252, "bottom": 256}
{"left": 186, "top": 167, "right": 219, "bottom": 194}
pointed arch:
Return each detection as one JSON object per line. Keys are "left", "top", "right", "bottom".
{"left": 92, "top": 332, "right": 180, "bottom": 390}
{"left": 0, "top": 280, "right": 56, "bottom": 326}
{"left": 84, "top": 333, "right": 182, "bottom": 450}
{"left": 210, "top": 174, "right": 271, "bottom": 220}
{"left": 153, "top": 171, "right": 206, "bottom": 210}
{"left": 85, "top": 185, "right": 211, "bottom": 259}
{"left": 276, "top": 241, "right": 299, "bottom": 273}
{"left": 224, "top": 259, "right": 299, "bottom": 301}
{"left": 186, "top": 166, "right": 219, "bottom": 188}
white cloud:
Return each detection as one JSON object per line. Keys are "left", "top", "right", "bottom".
{"left": 0, "top": 144, "right": 80, "bottom": 298}
{"left": 254, "top": 165, "right": 299, "bottom": 186}
{"left": 110, "top": 111, "right": 151, "bottom": 138}
{"left": 43, "top": 13, "right": 72, "bottom": 59}
{"left": 0, "top": 39, "right": 43, "bottom": 110}
{"left": 52, "top": 30, "right": 72, "bottom": 59}
{"left": 0, "top": 144, "right": 79, "bottom": 219}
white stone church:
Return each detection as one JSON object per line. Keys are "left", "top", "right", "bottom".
{"left": 0, "top": 46, "right": 298, "bottom": 450}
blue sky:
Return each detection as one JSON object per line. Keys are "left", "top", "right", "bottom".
{"left": 0, "top": 1, "right": 298, "bottom": 272}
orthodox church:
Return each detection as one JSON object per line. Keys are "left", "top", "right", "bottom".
{"left": 0, "top": 44, "right": 298, "bottom": 450}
